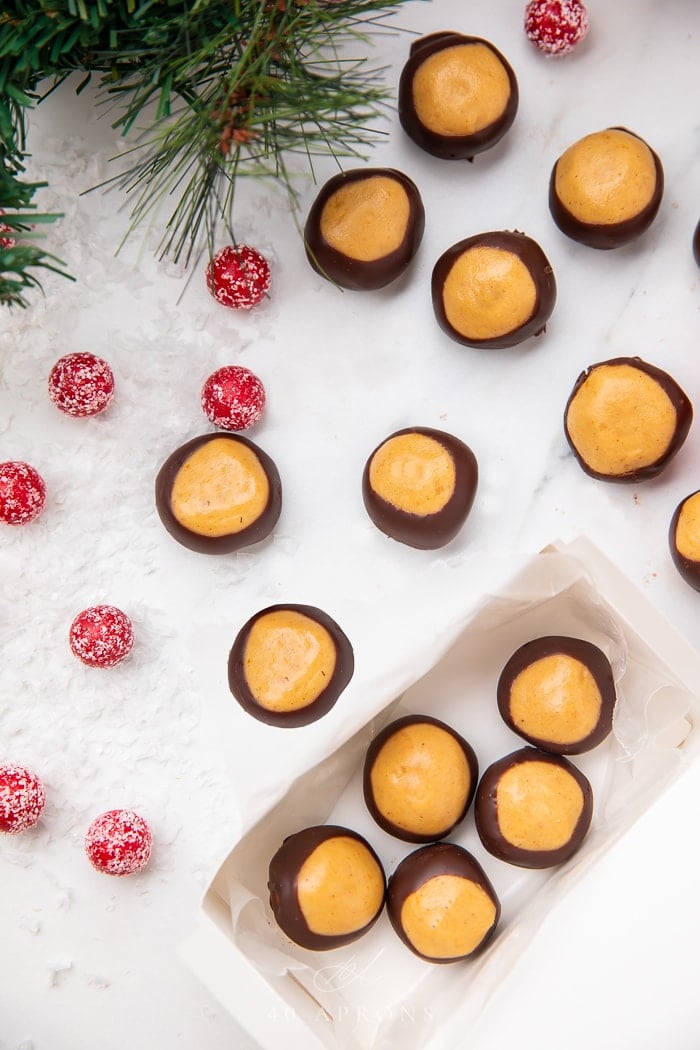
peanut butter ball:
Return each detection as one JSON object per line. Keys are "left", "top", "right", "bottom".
{"left": 363, "top": 715, "right": 478, "bottom": 842}
{"left": 228, "top": 604, "right": 354, "bottom": 727}
{"left": 362, "top": 426, "right": 478, "bottom": 549}
{"left": 398, "top": 32, "right": 518, "bottom": 160}
{"left": 155, "top": 433, "right": 281, "bottom": 553}
{"left": 269, "top": 825, "right": 385, "bottom": 950}
{"left": 564, "top": 357, "right": 692, "bottom": 482}
{"left": 670, "top": 490, "right": 700, "bottom": 592}
{"left": 432, "top": 231, "right": 556, "bottom": 348}
{"left": 304, "top": 167, "right": 425, "bottom": 290}
{"left": 387, "top": 842, "right": 500, "bottom": 962}
{"left": 475, "top": 747, "right": 593, "bottom": 868}
{"left": 497, "top": 636, "right": 617, "bottom": 754}
{"left": 549, "top": 127, "right": 663, "bottom": 248}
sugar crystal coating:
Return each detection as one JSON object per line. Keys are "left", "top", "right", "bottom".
{"left": 85, "top": 809, "right": 152, "bottom": 876}
{"left": 69, "top": 605, "right": 134, "bottom": 668}
{"left": 525, "top": 0, "right": 589, "bottom": 56}
{"left": 206, "top": 244, "right": 271, "bottom": 309}
{"left": 0, "top": 764, "right": 46, "bottom": 834}
{"left": 201, "top": 365, "right": 266, "bottom": 431}
{"left": 48, "top": 352, "right": 115, "bottom": 417}
{"left": 0, "top": 460, "right": 46, "bottom": 525}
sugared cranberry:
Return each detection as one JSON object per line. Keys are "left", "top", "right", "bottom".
{"left": 206, "top": 245, "right": 271, "bottom": 309}
{"left": 0, "top": 461, "right": 46, "bottom": 525}
{"left": 85, "top": 809, "right": 152, "bottom": 876}
{"left": 48, "top": 352, "right": 115, "bottom": 417}
{"left": 0, "top": 764, "right": 46, "bottom": 834}
{"left": 524, "top": 0, "right": 589, "bottom": 56}
{"left": 201, "top": 365, "right": 266, "bottom": 431}
{"left": 0, "top": 209, "right": 16, "bottom": 249}
{"left": 69, "top": 605, "right": 134, "bottom": 668}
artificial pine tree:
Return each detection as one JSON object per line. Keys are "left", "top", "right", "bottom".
{"left": 0, "top": 0, "right": 407, "bottom": 306}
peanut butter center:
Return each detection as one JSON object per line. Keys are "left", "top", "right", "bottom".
{"left": 496, "top": 761, "right": 585, "bottom": 852}
{"left": 555, "top": 129, "right": 658, "bottom": 225}
{"left": 675, "top": 492, "right": 700, "bottom": 562}
{"left": 243, "top": 609, "right": 337, "bottom": 713}
{"left": 369, "top": 433, "right": 456, "bottom": 516}
{"left": 319, "top": 176, "right": 411, "bottom": 262}
{"left": 297, "top": 836, "right": 384, "bottom": 936}
{"left": 442, "top": 246, "right": 537, "bottom": 340}
{"left": 170, "top": 438, "right": 270, "bottom": 537}
{"left": 370, "top": 723, "right": 470, "bottom": 835}
{"left": 400, "top": 874, "right": 497, "bottom": 959}
{"left": 412, "top": 43, "right": 511, "bottom": 138}
{"left": 566, "top": 364, "right": 677, "bottom": 476}
{"left": 509, "top": 654, "right": 603, "bottom": 745}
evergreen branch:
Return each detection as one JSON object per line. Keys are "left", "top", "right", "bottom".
{"left": 0, "top": 0, "right": 410, "bottom": 307}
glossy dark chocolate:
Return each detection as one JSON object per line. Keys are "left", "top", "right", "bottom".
{"left": 475, "top": 747, "right": 593, "bottom": 869}
{"left": 564, "top": 356, "right": 693, "bottom": 483}
{"left": 497, "top": 635, "right": 617, "bottom": 754}
{"left": 155, "top": 433, "right": 282, "bottom": 554}
{"left": 387, "top": 842, "right": 500, "bottom": 963}
{"left": 304, "top": 167, "right": 425, "bottom": 290}
{"left": 398, "top": 33, "right": 518, "bottom": 160}
{"left": 268, "top": 824, "right": 386, "bottom": 951}
{"left": 363, "top": 714, "right": 479, "bottom": 842}
{"left": 228, "top": 603, "right": 354, "bottom": 727}
{"left": 693, "top": 219, "right": 700, "bottom": 268}
{"left": 669, "top": 490, "right": 700, "bottom": 592}
{"left": 432, "top": 230, "right": 557, "bottom": 349}
{"left": 549, "top": 127, "right": 664, "bottom": 249}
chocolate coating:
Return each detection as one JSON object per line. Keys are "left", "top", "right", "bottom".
{"left": 155, "top": 433, "right": 281, "bottom": 554}
{"left": 497, "top": 636, "right": 617, "bottom": 754}
{"left": 432, "top": 231, "right": 556, "bottom": 348}
{"left": 693, "top": 219, "right": 700, "bottom": 268}
{"left": 304, "top": 167, "right": 425, "bottom": 290}
{"left": 549, "top": 127, "right": 664, "bottom": 249}
{"left": 387, "top": 842, "right": 500, "bottom": 962}
{"left": 475, "top": 747, "right": 593, "bottom": 869}
{"left": 363, "top": 714, "right": 479, "bottom": 842}
{"left": 564, "top": 356, "right": 693, "bottom": 483}
{"left": 268, "top": 824, "right": 386, "bottom": 951}
{"left": 228, "top": 603, "right": 354, "bottom": 727}
{"left": 398, "top": 33, "right": 518, "bottom": 160}
{"left": 362, "top": 426, "right": 478, "bottom": 550}
{"left": 669, "top": 490, "right": 700, "bottom": 592}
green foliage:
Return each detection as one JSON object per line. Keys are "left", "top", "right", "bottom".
{"left": 0, "top": 0, "right": 407, "bottom": 306}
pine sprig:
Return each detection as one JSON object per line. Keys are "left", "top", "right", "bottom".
{"left": 0, "top": 0, "right": 408, "bottom": 306}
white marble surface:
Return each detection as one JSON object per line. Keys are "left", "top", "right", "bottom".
{"left": 1, "top": 1, "right": 699, "bottom": 1048}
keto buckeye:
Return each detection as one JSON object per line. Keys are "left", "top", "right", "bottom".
{"left": 549, "top": 127, "right": 664, "bottom": 249}
{"left": 363, "top": 714, "right": 478, "bottom": 842}
{"left": 362, "top": 426, "right": 478, "bottom": 549}
{"left": 398, "top": 32, "right": 518, "bottom": 160}
{"left": 304, "top": 167, "right": 424, "bottom": 290}
{"left": 670, "top": 490, "right": 700, "bottom": 592}
{"left": 475, "top": 747, "right": 593, "bottom": 868}
{"left": 497, "top": 636, "right": 617, "bottom": 754}
{"left": 228, "top": 604, "right": 353, "bottom": 727}
{"left": 432, "top": 231, "right": 556, "bottom": 348}
{"left": 268, "top": 824, "right": 385, "bottom": 950}
{"left": 564, "top": 357, "right": 693, "bottom": 482}
{"left": 387, "top": 842, "right": 500, "bottom": 963}
{"left": 155, "top": 433, "right": 281, "bottom": 553}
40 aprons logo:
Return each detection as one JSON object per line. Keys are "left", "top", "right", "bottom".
{"left": 265, "top": 951, "right": 435, "bottom": 1027}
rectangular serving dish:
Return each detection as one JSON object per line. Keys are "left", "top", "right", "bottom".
{"left": 182, "top": 536, "right": 700, "bottom": 1050}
